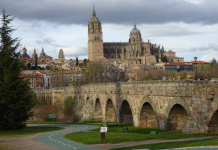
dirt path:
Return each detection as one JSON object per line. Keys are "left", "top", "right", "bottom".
{"left": 0, "top": 125, "right": 76, "bottom": 150}
{"left": 90, "top": 136, "right": 218, "bottom": 150}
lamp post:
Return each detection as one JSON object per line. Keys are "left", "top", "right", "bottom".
{"left": 194, "top": 56, "right": 197, "bottom": 79}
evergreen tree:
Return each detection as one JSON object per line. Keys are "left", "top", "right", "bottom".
{"left": 161, "top": 55, "right": 168, "bottom": 62}
{"left": 0, "top": 9, "right": 37, "bottom": 130}
{"left": 83, "top": 59, "right": 87, "bottom": 66}
{"left": 211, "top": 58, "right": 217, "bottom": 67}
{"left": 76, "top": 57, "right": 78, "bottom": 66}
{"left": 155, "top": 56, "right": 159, "bottom": 62}
{"left": 35, "top": 54, "right": 38, "bottom": 70}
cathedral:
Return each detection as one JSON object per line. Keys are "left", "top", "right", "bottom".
{"left": 88, "top": 7, "right": 183, "bottom": 64}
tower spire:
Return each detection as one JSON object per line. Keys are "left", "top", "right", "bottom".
{"left": 92, "top": 5, "right": 96, "bottom": 16}
{"left": 134, "top": 21, "right": 136, "bottom": 29}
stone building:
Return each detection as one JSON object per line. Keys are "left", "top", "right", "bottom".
{"left": 88, "top": 7, "right": 183, "bottom": 64}
{"left": 32, "top": 48, "right": 38, "bottom": 61}
{"left": 38, "top": 47, "right": 53, "bottom": 62}
{"left": 164, "top": 50, "right": 184, "bottom": 62}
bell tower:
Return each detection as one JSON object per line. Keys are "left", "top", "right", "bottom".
{"left": 88, "top": 6, "right": 104, "bottom": 61}
{"left": 58, "top": 49, "right": 65, "bottom": 62}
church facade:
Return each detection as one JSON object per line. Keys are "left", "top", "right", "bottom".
{"left": 88, "top": 7, "right": 183, "bottom": 64}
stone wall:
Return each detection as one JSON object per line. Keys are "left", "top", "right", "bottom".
{"left": 36, "top": 80, "right": 218, "bottom": 133}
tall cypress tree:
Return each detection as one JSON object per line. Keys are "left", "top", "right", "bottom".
{"left": 35, "top": 54, "right": 38, "bottom": 70}
{"left": 0, "top": 9, "right": 37, "bottom": 130}
{"left": 76, "top": 57, "right": 78, "bottom": 66}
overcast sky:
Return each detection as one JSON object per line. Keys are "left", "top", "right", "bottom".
{"left": 2, "top": 0, "right": 218, "bottom": 62}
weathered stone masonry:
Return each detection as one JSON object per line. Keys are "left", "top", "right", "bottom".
{"left": 36, "top": 80, "right": 218, "bottom": 133}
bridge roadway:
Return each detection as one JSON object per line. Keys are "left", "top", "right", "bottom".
{"left": 33, "top": 124, "right": 100, "bottom": 150}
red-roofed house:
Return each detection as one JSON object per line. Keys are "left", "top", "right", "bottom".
{"left": 164, "top": 62, "right": 193, "bottom": 72}
{"left": 18, "top": 58, "right": 34, "bottom": 70}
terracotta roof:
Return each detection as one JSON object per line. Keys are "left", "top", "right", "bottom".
{"left": 189, "top": 61, "right": 209, "bottom": 64}
{"left": 37, "top": 71, "right": 46, "bottom": 74}
{"left": 45, "top": 72, "right": 60, "bottom": 75}
{"left": 19, "top": 74, "right": 26, "bottom": 78}
{"left": 33, "top": 62, "right": 48, "bottom": 64}
{"left": 165, "top": 62, "right": 192, "bottom": 66}
{"left": 33, "top": 73, "right": 42, "bottom": 76}
{"left": 18, "top": 58, "right": 34, "bottom": 63}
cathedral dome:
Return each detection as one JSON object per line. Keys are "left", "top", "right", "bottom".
{"left": 130, "top": 23, "right": 140, "bottom": 34}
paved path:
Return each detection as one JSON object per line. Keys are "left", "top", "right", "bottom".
{"left": 90, "top": 136, "right": 218, "bottom": 150}
{"left": 33, "top": 124, "right": 101, "bottom": 150}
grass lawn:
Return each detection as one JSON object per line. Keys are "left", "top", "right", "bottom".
{"left": 0, "top": 126, "right": 62, "bottom": 136}
{"left": 111, "top": 138, "right": 218, "bottom": 150}
{"left": 26, "top": 120, "right": 104, "bottom": 125}
{"left": 64, "top": 124, "right": 218, "bottom": 144}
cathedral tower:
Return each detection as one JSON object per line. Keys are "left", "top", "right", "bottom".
{"left": 32, "top": 48, "right": 38, "bottom": 60}
{"left": 88, "top": 6, "right": 104, "bottom": 61}
{"left": 58, "top": 49, "right": 65, "bottom": 62}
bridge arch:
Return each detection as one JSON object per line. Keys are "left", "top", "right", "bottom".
{"left": 94, "top": 98, "right": 103, "bottom": 121}
{"left": 207, "top": 108, "right": 218, "bottom": 133}
{"left": 119, "top": 99, "right": 134, "bottom": 125}
{"left": 105, "top": 99, "right": 116, "bottom": 122}
{"left": 85, "top": 96, "right": 90, "bottom": 103}
{"left": 165, "top": 97, "right": 190, "bottom": 130}
{"left": 138, "top": 96, "right": 158, "bottom": 128}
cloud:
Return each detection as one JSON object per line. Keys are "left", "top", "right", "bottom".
{"left": 164, "top": 42, "right": 218, "bottom": 62}
{"left": 139, "top": 23, "right": 206, "bottom": 37}
{"left": 36, "top": 37, "right": 62, "bottom": 47}
{"left": 197, "top": 43, "right": 218, "bottom": 51}
{"left": 201, "top": 52, "right": 218, "bottom": 62}
{"left": 166, "top": 42, "right": 218, "bottom": 53}
{"left": 1, "top": 0, "right": 218, "bottom": 26}
{"left": 57, "top": 46, "right": 88, "bottom": 59}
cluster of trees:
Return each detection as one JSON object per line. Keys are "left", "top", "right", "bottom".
{"left": 50, "top": 73, "right": 71, "bottom": 87}
{"left": 140, "top": 70, "right": 188, "bottom": 81}
{"left": 72, "top": 62, "right": 124, "bottom": 85}
{"left": 194, "top": 58, "right": 218, "bottom": 78}
{"left": 34, "top": 96, "right": 77, "bottom": 122}
{"left": 0, "top": 10, "right": 37, "bottom": 130}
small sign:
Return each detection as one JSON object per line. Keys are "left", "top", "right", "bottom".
{"left": 100, "top": 127, "right": 107, "bottom": 133}
{"left": 48, "top": 114, "right": 56, "bottom": 119}
{"left": 150, "top": 131, "right": 157, "bottom": 135}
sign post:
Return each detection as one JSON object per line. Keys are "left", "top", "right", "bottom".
{"left": 79, "top": 115, "right": 83, "bottom": 122}
{"left": 89, "top": 117, "right": 94, "bottom": 123}
{"left": 48, "top": 114, "right": 56, "bottom": 122}
{"left": 100, "top": 127, "right": 107, "bottom": 142}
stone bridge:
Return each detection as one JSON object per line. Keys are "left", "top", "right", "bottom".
{"left": 36, "top": 80, "right": 218, "bottom": 133}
